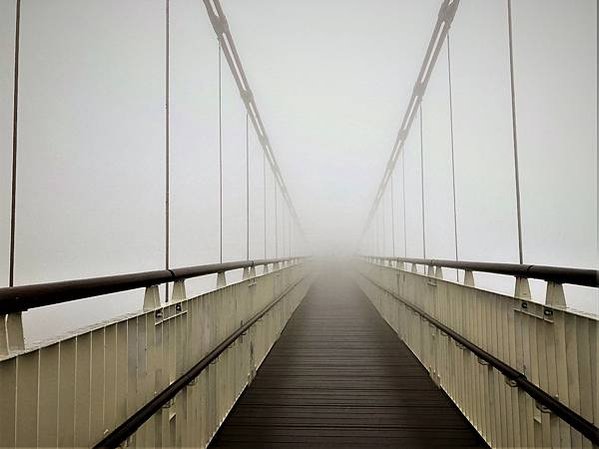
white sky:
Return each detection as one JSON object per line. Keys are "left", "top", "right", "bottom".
{"left": 0, "top": 0, "right": 597, "bottom": 342}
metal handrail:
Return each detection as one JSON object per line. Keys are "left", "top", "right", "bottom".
{"left": 93, "top": 275, "right": 306, "bottom": 448}
{"left": 363, "top": 274, "right": 599, "bottom": 445}
{"left": 362, "top": 255, "right": 599, "bottom": 288}
{"left": 0, "top": 257, "right": 302, "bottom": 314}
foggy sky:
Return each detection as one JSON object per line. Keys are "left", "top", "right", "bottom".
{"left": 0, "top": 0, "right": 597, "bottom": 343}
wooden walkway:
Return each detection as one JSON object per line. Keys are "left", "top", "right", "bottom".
{"left": 210, "top": 271, "right": 487, "bottom": 448}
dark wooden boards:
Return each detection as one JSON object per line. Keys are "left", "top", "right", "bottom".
{"left": 209, "top": 270, "right": 488, "bottom": 448}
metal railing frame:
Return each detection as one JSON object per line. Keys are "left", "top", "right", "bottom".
{"left": 362, "top": 255, "right": 599, "bottom": 288}
{"left": 361, "top": 273, "right": 599, "bottom": 445}
{"left": 358, "top": 258, "right": 599, "bottom": 445}
{"left": 93, "top": 274, "right": 307, "bottom": 448}
{"left": 0, "top": 257, "right": 302, "bottom": 315}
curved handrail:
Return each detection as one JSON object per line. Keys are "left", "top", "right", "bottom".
{"left": 93, "top": 274, "right": 306, "bottom": 448}
{"left": 361, "top": 255, "right": 599, "bottom": 288}
{"left": 362, "top": 273, "right": 599, "bottom": 445}
{"left": 0, "top": 257, "right": 303, "bottom": 314}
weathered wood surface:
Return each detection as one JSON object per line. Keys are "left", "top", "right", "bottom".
{"left": 210, "top": 272, "right": 487, "bottom": 448}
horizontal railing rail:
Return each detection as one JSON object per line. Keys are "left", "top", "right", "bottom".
{"left": 0, "top": 257, "right": 302, "bottom": 314}
{"left": 361, "top": 255, "right": 599, "bottom": 288}
{"left": 362, "top": 273, "right": 599, "bottom": 445}
{"left": 93, "top": 275, "right": 306, "bottom": 448}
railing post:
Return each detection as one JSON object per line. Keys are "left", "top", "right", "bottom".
{"left": 172, "top": 280, "right": 187, "bottom": 302}
{"left": 263, "top": 263, "right": 270, "bottom": 274}
{"left": 427, "top": 265, "right": 435, "bottom": 277}
{"left": 249, "top": 265, "right": 256, "bottom": 277}
{"left": 143, "top": 284, "right": 161, "bottom": 311}
{"left": 463, "top": 270, "right": 475, "bottom": 287}
{"left": 0, "top": 315, "right": 8, "bottom": 356}
{"left": 514, "top": 276, "right": 531, "bottom": 299}
{"left": 545, "top": 281, "right": 566, "bottom": 307}
{"left": 6, "top": 312, "right": 24, "bottom": 351}
{"left": 434, "top": 266, "right": 443, "bottom": 279}
{"left": 242, "top": 267, "right": 250, "bottom": 280}
{"left": 217, "top": 271, "right": 227, "bottom": 288}
{"left": 411, "top": 263, "right": 418, "bottom": 273}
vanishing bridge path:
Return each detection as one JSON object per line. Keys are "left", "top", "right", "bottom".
{"left": 0, "top": 0, "right": 597, "bottom": 448}
{"left": 210, "top": 269, "right": 487, "bottom": 449}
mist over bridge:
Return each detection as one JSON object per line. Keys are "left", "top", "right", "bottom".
{"left": 0, "top": 0, "right": 597, "bottom": 448}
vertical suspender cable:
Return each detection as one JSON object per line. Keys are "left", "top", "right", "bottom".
{"left": 447, "top": 34, "right": 460, "bottom": 280}
{"left": 382, "top": 191, "right": 387, "bottom": 255}
{"left": 274, "top": 182, "right": 278, "bottom": 258}
{"left": 164, "top": 0, "right": 171, "bottom": 301}
{"left": 263, "top": 152, "right": 267, "bottom": 258}
{"left": 419, "top": 104, "right": 427, "bottom": 258}
{"left": 283, "top": 209, "right": 287, "bottom": 257}
{"left": 245, "top": 112, "right": 249, "bottom": 260}
{"left": 402, "top": 151, "right": 407, "bottom": 257}
{"left": 507, "top": 0, "right": 524, "bottom": 264}
{"left": 218, "top": 42, "right": 223, "bottom": 263}
{"left": 376, "top": 209, "right": 380, "bottom": 255}
{"left": 289, "top": 211, "right": 292, "bottom": 256}
{"left": 9, "top": 0, "right": 21, "bottom": 287}
{"left": 390, "top": 174, "right": 396, "bottom": 257}
{"left": 284, "top": 209, "right": 288, "bottom": 257}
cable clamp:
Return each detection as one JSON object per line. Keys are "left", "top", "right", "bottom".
{"left": 214, "top": 16, "right": 229, "bottom": 36}
{"left": 240, "top": 89, "right": 253, "bottom": 104}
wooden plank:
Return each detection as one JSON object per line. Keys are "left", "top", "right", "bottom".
{"left": 210, "top": 274, "right": 487, "bottom": 448}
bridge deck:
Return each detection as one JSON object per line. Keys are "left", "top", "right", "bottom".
{"left": 210, "top": 270, "right": 487, "bottom": 448}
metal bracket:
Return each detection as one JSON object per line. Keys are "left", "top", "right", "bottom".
{"left": 434, "top": 266, "right": 443, "bottom": 280}
{"left": 545, "top": 282, "right": 566, "bottom": 307}
{"left": 0, "top": 315, "right": 8, "bottom": 356}
{"left": 143, "top": 285, "right": 161, "bottom": 311}
{"left": 535, "top": 402, "right": 551, "bottom": 414}
{"left": 217, "top": 271, "right": 227, "bottom": 288}
{"left": 453, "top": 340, "right": 466, "bottom": 350}
{"left": 463, "top": 270, "right": 475, "bottom": 287}
{"left": 162, "top": 398, "right": 175, "bottom": 409}
{"left": 515, "top": 277, "right": 532, "bottom": 300}
{"left": 172, "top": 280, "right": 187, "bottom": 302}
{"left": 515, "top": 305, "right": 554, "bottom": 324}
{"left": 6, "top": 312, "right": 24, "bottom": 352}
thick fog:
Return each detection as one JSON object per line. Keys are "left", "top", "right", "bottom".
{"left": 0, "top": 0, "right": 597, "bottom": 345}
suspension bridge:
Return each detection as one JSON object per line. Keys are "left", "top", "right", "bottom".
{"left": 0, "top": 0, "right": 597, "bottom": 448}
